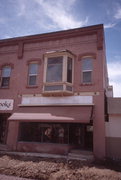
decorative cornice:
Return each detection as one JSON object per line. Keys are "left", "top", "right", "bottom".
{"left": 0, "top": 24, "right": 104, "bottom": 58}
{"left": 0, "top": 25, "right": 104, "bottom": 50}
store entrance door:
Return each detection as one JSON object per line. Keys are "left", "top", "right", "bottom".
{"left": 0, "top": 113, "right": 10, "bottom": 144}
{"left": 69, "top": 124, "right": 93, "bottom": 150}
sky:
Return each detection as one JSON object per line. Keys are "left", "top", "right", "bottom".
{"left": 0, "top": 0, "right": 121, "bottom": 97}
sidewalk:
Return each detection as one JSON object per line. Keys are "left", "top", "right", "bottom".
{"left": 0, "top": 151, "right": 67, "bottom": 160}
{"left": 0, "top": 174, "right": 34, "bottom": 180}
{"left": 0, "top": 150, "right": 94, "bottom": 161}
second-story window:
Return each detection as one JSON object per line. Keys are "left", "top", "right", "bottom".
{"left": 1, "top": 66, "right": 11, "bottom": 88}
{"left": 67, "top": 57, "right": 72, "bottom": 83}
{"left": 43, "top": 50, "right": 74, "bottom": 95}
{"left": 28, "top": 63, "right": 38, "bottom": 86}
{"left": 46, "top": 56, "right": 63, "bottom": 82}
{"left": 82, "top": 58, "right": 93, "bottom": 83}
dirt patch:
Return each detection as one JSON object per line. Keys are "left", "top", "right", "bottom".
{"left": 0, "top": 155, "right": 121, "bottom": 180}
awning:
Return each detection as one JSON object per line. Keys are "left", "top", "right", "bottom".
{"left": 8, "top": 106, "right": 93, "bottom": 123}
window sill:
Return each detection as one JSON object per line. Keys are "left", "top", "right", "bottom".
{"left": 26, "top": 85, "right": 38, "bottom": 88}
{"left": 0, "top": 86, "right": 10, "bottom": 89}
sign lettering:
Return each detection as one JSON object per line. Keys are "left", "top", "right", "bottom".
{"left": 0, "top": 99, "right": 14, "bottom": 110}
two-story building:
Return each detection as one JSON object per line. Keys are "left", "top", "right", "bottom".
{"left": 0, "top": 24, "right": 110, "bottom": 159}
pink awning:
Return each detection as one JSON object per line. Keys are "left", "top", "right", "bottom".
{"left": 8, "top": 106, "right": 93, "bottom": 123}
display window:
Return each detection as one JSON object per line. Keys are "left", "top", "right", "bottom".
{"left": 18, "top": 122, "right": 93, "bottom": 150}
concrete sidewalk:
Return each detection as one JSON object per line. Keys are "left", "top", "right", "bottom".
{"left": 0, "top": 150, "right": 94, "bottom": 161}
{"left": 0, "top": 174, "right": 34, "bottom": 180}
{"left": 0, "top": 151, "right": 67, "bottom": 159}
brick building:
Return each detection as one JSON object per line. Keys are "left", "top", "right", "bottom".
{"left": 0, "top": 24, "right": 111, "bottom": 159}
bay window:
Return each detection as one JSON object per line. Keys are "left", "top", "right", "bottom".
{"left": 43, "top": 50, "right": 74, "bottom": 95}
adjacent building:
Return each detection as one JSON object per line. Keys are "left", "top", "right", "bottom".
{"left": 106, "top": 98, "right": 121, "bottom": 159}
{"left": 0, "top": 24, "right": 111, "bottom": 159}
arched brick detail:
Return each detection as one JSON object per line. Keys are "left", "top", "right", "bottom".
{"left": 26, "top": 58, "right": 42, "bottom": 65}
{"left": 78, "top": 53, "right": 96, "bottom": 61}
{"left": 0, "top": 63, "right": 14, "bottom": 70}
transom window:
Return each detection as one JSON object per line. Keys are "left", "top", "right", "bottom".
{"left": 1, "top": 66, "right": 11, "bottom": 87}
{"left": 28, "top": 63, "right": 38, "bottom": 86}
{"left": 82, "top": 58, "right": 93, "bottom": 83}
{"left": 43, "top": 50, "right": 74, "bottom": 95}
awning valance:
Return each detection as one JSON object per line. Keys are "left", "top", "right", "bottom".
{"left": 8, "top": 106, "right": 93, "bottom": 123}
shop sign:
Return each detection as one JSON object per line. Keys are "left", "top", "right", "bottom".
{"left": 22, "top": 96, "right": 93, "bottom": 105}
{"left": 0, "top": 99, "right": 14, "bottom": 110}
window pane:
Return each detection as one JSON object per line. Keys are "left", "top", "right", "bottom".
{"left": 19, "top": 122, "right": 41, "bottom": 142}
{"left": 44, "top": 85, "right": 63, "bottom": 91}
{"left": 28, "top": 76, "right": 37, "bottom": 85}
{"left": 44, "top": 123, "right": 69, "bottom": 144}
{"left": 48, "top": 57, "right": 62, "bottom": 64}
{"left": 46, "top": 57, "right": 63, "bottom": 82}
{"left": 83, "top": 71, "right": 92, "bottom": 83}
{"left": 2, "top": 67, "right": 11, "bottom": 77}
{"left": 82, "top": 59, "right": 92, "bottom": 71}
{"left": 66, "top": 85, "right": 72, "bottom": 91}
{"left": 1, "top": 77, "right": 10, "bottom": 87}
{"left": 29, "top": 64, "right": 38, "bottom": 75}
{"left": 19, "top": 122, "right": 93, "bottom": 149}
{"left": 67, "top": 57, "right": 72, "bottom": 83}
{"left": 19, "top": 122, "right": 69, "bottom": 144}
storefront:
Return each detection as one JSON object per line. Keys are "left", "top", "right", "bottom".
{"left": 7, "top": 105, "right": 93, "bottom": 154}
{"left": 18, "top": 122, "right": 93, "bottom": 149}
{"left": 0, "top": 113, "right": 11, "bottom": 144}
{"left": 0, "top": 99, "right": 13, "bottom": 145}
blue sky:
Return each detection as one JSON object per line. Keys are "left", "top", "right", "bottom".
{"left": 0, "top": 0, "right": 121, "bottom": 97}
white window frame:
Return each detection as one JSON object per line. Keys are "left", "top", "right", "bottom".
{"left": 81, "top": 57, "right": 93, "bottom": 84}
{"left": 1, "top": 66, "right": 11, "bottom": 88}
{"left": 28, "top": 62, "right": 38, "bottom": 86}
{"left": 43, "top": 51, "right": 74, "bottom": 95}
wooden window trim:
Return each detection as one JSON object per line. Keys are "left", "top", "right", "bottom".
{"left": 27, "top": 62, "right": 39, "bottom": 87}
{"left": 0, "top": 66, "right": 12, "bottom": 88}
{"left": 44, "top": 52, "right": 74, "bottom": 84}
{"left": 81, "top": 57, "right": 93, "bottom": 84}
